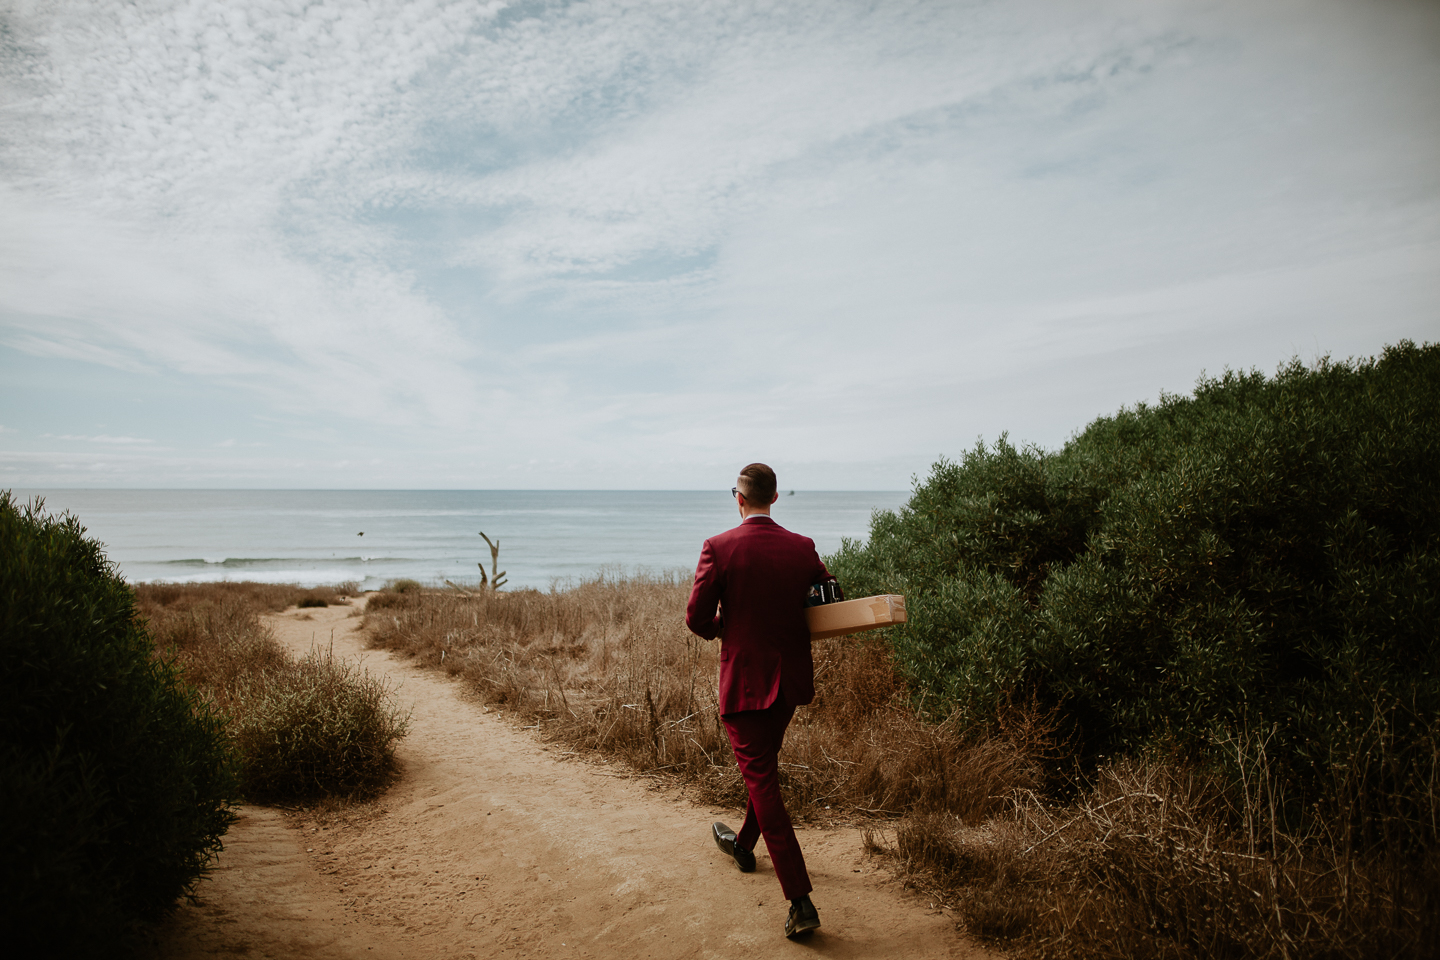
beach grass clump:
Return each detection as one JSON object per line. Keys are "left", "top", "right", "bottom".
{"left": 228, "top": 647, "right": 410, "bottom": 801}
{"left": 137, "top": 583, "right": 408, "bottom": 802}
{"left": 366, "top": 578, "right": 424, "bottom": 610}
{"left": 362, "top": 574, "right": 1049, "bottom": 819}
{"left": 0, "top": 494, "right": 238, "bottom": 953}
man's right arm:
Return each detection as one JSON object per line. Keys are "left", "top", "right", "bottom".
{"left": 685, "top": 539, "right": 724, "bottom": 640}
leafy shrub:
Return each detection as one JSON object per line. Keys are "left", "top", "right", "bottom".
{"left": 137, "top": 586, "right": 409, "bottom": 801}
{"left": 0, "top": 494, "right": 238, "bottom": 952}
{"left": 830, "top": 341, "right": 1440, "bottom": 817}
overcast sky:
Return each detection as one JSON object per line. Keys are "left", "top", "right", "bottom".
{"left": 2, "top": 0, "right": 1437, "bottom": 490}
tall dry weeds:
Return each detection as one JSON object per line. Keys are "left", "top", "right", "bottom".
{"left": 138, "top": 581, "right": 408, "bottom": 800}
{"left": 362, "top": 573, "right": 1046, "bottom": 819}
{"left": 886, "top": 753, "right": 1439, "bottom": 959}
{"left": 137, "top": 585, "right": 291, "bottom": 706}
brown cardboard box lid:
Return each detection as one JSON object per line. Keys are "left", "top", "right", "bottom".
{"left": 804, "top": 594, "right": 906, "bottom": 641}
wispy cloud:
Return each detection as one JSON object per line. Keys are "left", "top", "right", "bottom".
{"left": 1, "top": 0, "right": 1437, "bottom": 487}
{"left": 45, "top": 433, "right": 158, "bottom": 445}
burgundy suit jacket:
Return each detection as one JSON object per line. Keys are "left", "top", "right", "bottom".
{"left": 685, "top": 515, "right": 831, "bottom": 716}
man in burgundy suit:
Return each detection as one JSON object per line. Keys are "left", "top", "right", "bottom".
{"left": 685, "top": 462, "right": 833, "bottom": 939}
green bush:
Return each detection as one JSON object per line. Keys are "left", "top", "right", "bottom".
{"left": 830, "top": 341, "right": 1440, "bottom": 820}
{"left": 0, "top": 494, "right": 238, "bottom": 952}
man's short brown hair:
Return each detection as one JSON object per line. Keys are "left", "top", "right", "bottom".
{"left": 737, "top": 463, "right": 777, "bottom": 504}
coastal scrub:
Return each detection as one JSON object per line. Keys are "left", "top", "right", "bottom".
{"left": 0, "top": 494, "right": 238, "bottom": 954}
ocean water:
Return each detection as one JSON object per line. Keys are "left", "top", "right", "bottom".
{"left": 11, "top": 489, "right": 912, "bottom": 591}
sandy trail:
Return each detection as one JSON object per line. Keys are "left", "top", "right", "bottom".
{"left": 145, "top": 602, "right": 992, "bottom": 960}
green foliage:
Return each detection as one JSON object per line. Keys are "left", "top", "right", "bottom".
{"left": 830, "top": 341, "right": 1440, "bottom": 817}
{"left": 0, "top": 493, "right": 238, "bottom": 952}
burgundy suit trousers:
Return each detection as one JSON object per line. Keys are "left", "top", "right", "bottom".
{"left": 722, "top": 695, "right": 812, "bottom": 900}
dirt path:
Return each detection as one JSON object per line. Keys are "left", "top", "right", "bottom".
{"left": 145, "top": 602, "right": 994, "bottom": 960}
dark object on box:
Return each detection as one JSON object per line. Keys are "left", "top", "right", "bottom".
{"left": 804, "top": 579, "right": 845, "bottom": 607}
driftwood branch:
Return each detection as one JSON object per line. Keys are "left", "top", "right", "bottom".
{"left": 478, "top": 532, "right": 508, "bottom": 591}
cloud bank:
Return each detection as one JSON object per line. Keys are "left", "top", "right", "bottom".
{"left": 2, "top": 0, "right": 1438, "bottom": 488}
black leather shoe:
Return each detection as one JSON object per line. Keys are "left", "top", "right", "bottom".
{"left": 711, "top": 821, "right": 757, "bottom": 873}
{"left": 785, "top": 895, "right": 821, "bottom": 939}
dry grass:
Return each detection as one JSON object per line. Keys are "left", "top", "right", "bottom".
{"left": 882, "top": 753, "right": 1439, "bottom": 959}
{"left": 136, "top": 584, "right": 291, "bottom": 697}
{"left": 138, "top": 581, "right": 408, "bottom": 801}
{"left": 361, "top": 573, "right": 1047, "bottom": 819}
{"left": 136, "top": 579, "right": 356, "bottom": 615}
{"left": 230, "top": 646, "right": 410, "bottom": 801}
{"left": 363, "top": 574, "right": 1439, "bottom": 959}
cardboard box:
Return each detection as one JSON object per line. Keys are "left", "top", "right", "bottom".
{"left": 805, "top": 595, "right": 906, "bottom": 641}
